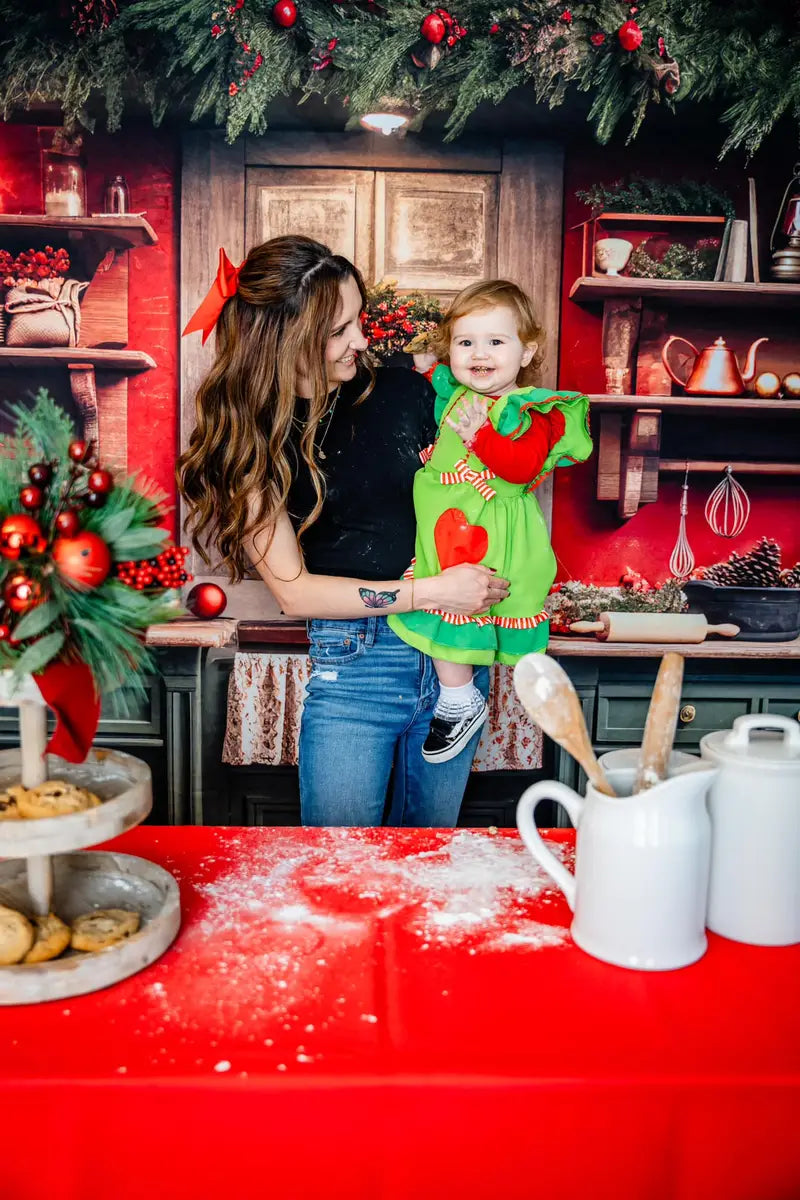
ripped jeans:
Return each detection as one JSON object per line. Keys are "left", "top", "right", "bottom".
{"left": 300, "top": 617, "right": 489, "bottom": 827}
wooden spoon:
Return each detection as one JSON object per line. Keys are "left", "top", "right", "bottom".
{"left": 513, "top": 654, "right": 616, "bottom": 797}
{"left": 633, "top": 651, "right": 685, "bottom": 793}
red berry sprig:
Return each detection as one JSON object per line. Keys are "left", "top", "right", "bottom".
{"left": 116, "top": 547, "right": 194, "bottom": 592}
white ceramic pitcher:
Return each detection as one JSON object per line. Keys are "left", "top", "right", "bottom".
{"left": 516, "top": 762, "right": 718, "bottom": 971}
{"left": 701, "top": 714, "right": 800, "bottom": 946}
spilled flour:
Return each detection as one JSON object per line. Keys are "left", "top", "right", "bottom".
{"left": 133, "top": 830, "right": 569, "bottom": 1064}
{"left": 196, "top": 829, "right": 567, "bottom": 948}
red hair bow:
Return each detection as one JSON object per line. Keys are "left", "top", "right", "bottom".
{"left": 182, "top": 248, "right": 242, "bottom": 344}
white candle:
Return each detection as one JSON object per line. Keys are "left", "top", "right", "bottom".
{"left": 44, "top": 190, "right": 83, "bottom": 217}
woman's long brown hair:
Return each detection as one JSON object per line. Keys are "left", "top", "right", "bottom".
{"left": 178, "top": 236, "right": 373, "bottom": 581}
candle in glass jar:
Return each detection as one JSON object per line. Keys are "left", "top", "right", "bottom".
{"left": 44, "top": 190, "right": 83, "bottom": 217}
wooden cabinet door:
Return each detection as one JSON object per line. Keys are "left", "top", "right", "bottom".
{"left": 246, "top": 167, "right": 375, "bottom": 280}
{"left": 374, "top": 170, "right": 497, "bottom": 298}
{"left": 181, "top": 133, "right": 564, "bottom": 617}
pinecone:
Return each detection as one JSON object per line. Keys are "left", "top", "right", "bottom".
{"left": 737, "top": 537, "right": 782, "bottom": 586}
{"left": 702, "top": 537, "right": 782, "bottom": 588}
{"left": 780, "top": 564, "right": 800, "bottom": 588}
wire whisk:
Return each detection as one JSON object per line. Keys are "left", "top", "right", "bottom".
{"left": 669, "top": 466, "right": 695, "bottom": 580}
{"left": 704, "top": 465, "right": 751, "bottom": 539}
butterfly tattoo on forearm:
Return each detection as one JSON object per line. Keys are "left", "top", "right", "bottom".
{"left": 359, "top": 587, "right": 399, "bottom": 609}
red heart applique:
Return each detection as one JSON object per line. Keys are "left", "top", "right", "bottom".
{"left": 434, "top": 508, "right": 489, "bottom": 571}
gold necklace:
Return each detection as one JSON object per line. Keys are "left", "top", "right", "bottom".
{"left": 316, "top": 384, "right": 342, "bottom": 462}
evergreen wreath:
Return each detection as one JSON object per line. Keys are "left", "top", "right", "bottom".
{"left": 0, "top": 1, "right": 796, "bottom": 155}
{"left": 0, "top": 390, "right": 186, "bottom": 693}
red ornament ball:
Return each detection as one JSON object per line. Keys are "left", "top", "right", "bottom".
{"left": 0, "top": 624, "right": 10, "bottom": 642}
{"left": 28, "top": 462, "right": 52, "bottom": 487}
{"left": 420, "top": 12, "right": 446, "bottom": 42}
{"left": 3, "top": 573, "right": 42, "bottom": 614}
{"left": 84, "top": 490, "right": 107, "bottom": 509}
{"left": 54, "top": 509, "right": 81, "bottom": 537}
{"left": 68, "top": 439, "right": 90, "bottom": 463}
{"left": 52, "top": 532, "right": 112, "bottom": 588}
{"left": 19, "top": 486, "right": 44, "bottom": 510}
{"left": 0, "top": 515, "right": 46, "bottom": 560}
{"left": 87, "top": 469, "right": 113, "bottom": 495}
{"left": 617, "top": 18, "right": 643, "bottom": 51}
{"left": 186, "top": 582, "right": 228, "bottom": 619}
{"left": 272, "top": 0, "right": 297, "bottom": 27}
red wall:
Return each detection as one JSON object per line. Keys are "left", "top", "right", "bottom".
{"left": 2, "top": 120, "right": 797, "bottom": 578}
{"left": 552, "top": 138, "right": 800, "bottom": 585}
{"left": 0, "top": 122, "right": 180, "bottom": 532}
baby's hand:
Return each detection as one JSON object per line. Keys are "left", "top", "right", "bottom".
{"left": 412, "top": 351, "right": 437, "bottom": 374}
{"left": 445, "top": 395, "right": 489, "bottom": 446}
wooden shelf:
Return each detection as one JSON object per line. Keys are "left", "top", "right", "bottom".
{"left": 659, "top": 459, "right": 800, "bottom": 475}
{"left": 240, "top": 621, "right": 800, "bottom": 659}
{"left": 569, "top": 277, "right": 800, "bottom": 308}
{"left": 0, "top": 347, "right": 156, "bottom": 372}
{"left": 590, "top": 394, "right": 800, "bottom": 413}
{"left": 0, "top": 214, "right": 158, "bottom": 249}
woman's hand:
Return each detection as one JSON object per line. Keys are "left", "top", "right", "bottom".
{"left": 445, "top": 395, "right": 489, "bottom": 447}
{"left": 416, "top": 563, "right": 509, "bottom": 615}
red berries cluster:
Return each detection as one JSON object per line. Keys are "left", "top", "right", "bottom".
{"left": 365, "top": 303, "right": 416, "bottom": 343}
{"left": 0, "top": 245, "right": 70, "bottom": 287}
{"left": 116, "top": 547, "right": 193, "bottom": 592}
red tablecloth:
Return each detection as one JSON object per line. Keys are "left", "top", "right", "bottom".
{"left": 2, "top": 826, "right": 798, "bottom": 1200}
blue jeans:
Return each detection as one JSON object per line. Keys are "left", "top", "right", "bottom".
{"left": 300, "top": 617, "right": 489, "bottom": 827}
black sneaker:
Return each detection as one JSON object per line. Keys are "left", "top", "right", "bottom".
{"left": 421, "top": 701, "right": 489, "bottom": 764}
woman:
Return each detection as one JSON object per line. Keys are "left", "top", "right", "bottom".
{"left": 179, "top": 236, "right": 508, "bottom": 826}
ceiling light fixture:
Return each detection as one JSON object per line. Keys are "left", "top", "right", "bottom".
{"left": 359, "top": 104, "right": 415, "bottom": 136}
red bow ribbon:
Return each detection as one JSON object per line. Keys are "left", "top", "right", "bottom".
{"left": 182, "top": 247, "right": 242, "bottom": 344}
{"left": 34, "top": 659, "right": 101, "bottom": 763}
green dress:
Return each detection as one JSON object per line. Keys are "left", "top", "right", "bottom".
{"left": 388, "top": 365, "right": 592, "bottom": 666}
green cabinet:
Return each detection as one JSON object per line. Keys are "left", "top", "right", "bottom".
{"left": 550, "top": 655, "right": 800, "bottom": 809}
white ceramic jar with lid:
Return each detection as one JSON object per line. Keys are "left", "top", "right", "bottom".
{"left": 701, "top": 714, "right": 800, "bottom": 946}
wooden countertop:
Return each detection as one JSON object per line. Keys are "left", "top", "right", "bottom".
{"left": 235, "top": 620, "right": 800, "bottom": 659}
{"left": 145, "top": 618, "right": 239, "bottom": 648}
{"left": 548, "top": 635, "right": 800, "bottom": 658}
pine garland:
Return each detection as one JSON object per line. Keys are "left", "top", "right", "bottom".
{"left": 0, "top": 1, "right": 796, "bottom": 154}
{"left": 576, "top": 176, "right": 735, "bottom": 218}
{"left": 547, "top": 576, "right": 686, "bottom": 632}
{"left": 0, "top": 390, "right": 184, "bottom": 693}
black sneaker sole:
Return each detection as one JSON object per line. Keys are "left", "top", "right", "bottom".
{"left": 421, "top": 703, "right": 489, "bottom": 765}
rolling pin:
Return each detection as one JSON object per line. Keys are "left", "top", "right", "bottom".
{"left": 569, "top": 612, "right": 740, "bottom": 644}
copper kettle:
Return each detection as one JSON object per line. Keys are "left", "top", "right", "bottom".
{"left": 661, "top": 335, "right": 769, "bottom": 396}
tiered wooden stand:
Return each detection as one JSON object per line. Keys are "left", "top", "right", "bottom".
{"left": 0, "top": 675, "right": 180, "bottom": 1005}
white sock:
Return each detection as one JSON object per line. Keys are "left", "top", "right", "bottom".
{"left": 435, "top": 681, "right": 485, "bottom": 721}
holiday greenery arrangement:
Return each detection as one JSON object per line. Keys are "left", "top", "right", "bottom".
{"left": 693, "top": 538, "right": 800, "bottom": 589}
{"left": 363, "top": 280, "right": 442, "bottom": 359}
{"left": 627, "top": 236, "right": 721, "bottom": 281}
{"left": 0, "top": 390, "right": 187, "bottom": 692}
{"left": 547, "top": 569, "right": 686, "bottom": 633}
{"left": 576, "top": 176, "right": 734, "bottom": 218}
{"left": 0, "top": 2, "right": 796, "bottom": 155}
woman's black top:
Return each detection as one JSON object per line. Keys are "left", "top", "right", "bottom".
{"left": 286, "top": 366, "right": 436, "bottom": 581}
